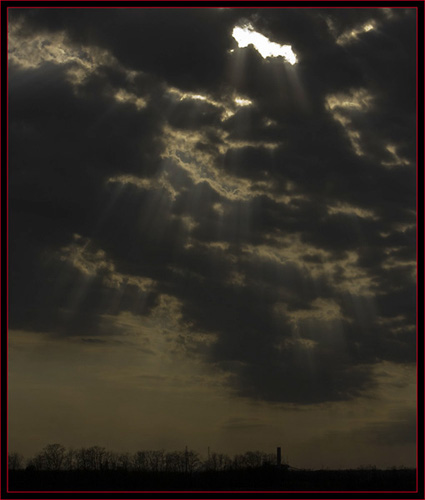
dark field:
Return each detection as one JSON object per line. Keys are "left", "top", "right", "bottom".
{"left": 9, "top": 467, "right": 416, "bottom": 491}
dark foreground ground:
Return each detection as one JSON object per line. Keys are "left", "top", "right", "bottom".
{"left": 9, "top": 467, "right": 416, "bottom": 491}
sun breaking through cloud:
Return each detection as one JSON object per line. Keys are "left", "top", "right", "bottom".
{"left": 232, "top": 23, "right": 298, "bottom": 64}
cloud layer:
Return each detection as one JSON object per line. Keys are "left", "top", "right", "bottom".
{"left": 9, "top": 7, "right": 416, "bottom": 407}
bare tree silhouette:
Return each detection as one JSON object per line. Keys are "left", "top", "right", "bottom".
{"left": 8, "top": 452, "right": 24, "bottom": 470}
{"left": 32, "top": 444, "right": 66, "bottom": 471}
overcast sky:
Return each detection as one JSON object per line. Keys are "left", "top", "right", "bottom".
{"left": 8, "top": 7, "right": 416, "bottom": 469}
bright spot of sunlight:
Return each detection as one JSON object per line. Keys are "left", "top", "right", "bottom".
{"left": 232, "top": 24, "right": 297, "bottom": 65}
{"left": 234, "top": 96, "right": 253, "bottom": 106}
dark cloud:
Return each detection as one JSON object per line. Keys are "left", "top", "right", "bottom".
{"left": 9, "top": 8, "right": 241, "bottom": 92}
{"left": 9, "top": 7, "right": 416, "bottom": 406}
{"left": 166, "top": 99, "right": 223, "bottom": 131}
{"left": 221, "top": 146, "right": 274, "bottom": 180}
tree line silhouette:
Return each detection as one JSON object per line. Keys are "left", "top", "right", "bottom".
{"left": 9, "top": 444, "right": 279, "bottom": 472}
{"left": 8, "top": 444, "right": 416, "bottom": 491}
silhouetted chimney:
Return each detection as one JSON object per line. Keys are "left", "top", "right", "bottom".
{"left": 277, "top": 447, "right": 281, "bottom": 466}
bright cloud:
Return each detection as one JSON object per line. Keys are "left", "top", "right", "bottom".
{"left": 232, "top": 24, "right": 297, "bottom": 64}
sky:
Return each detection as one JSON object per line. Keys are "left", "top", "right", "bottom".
{"left": 8, "top": 7, "right": 417, "bottom": 469}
